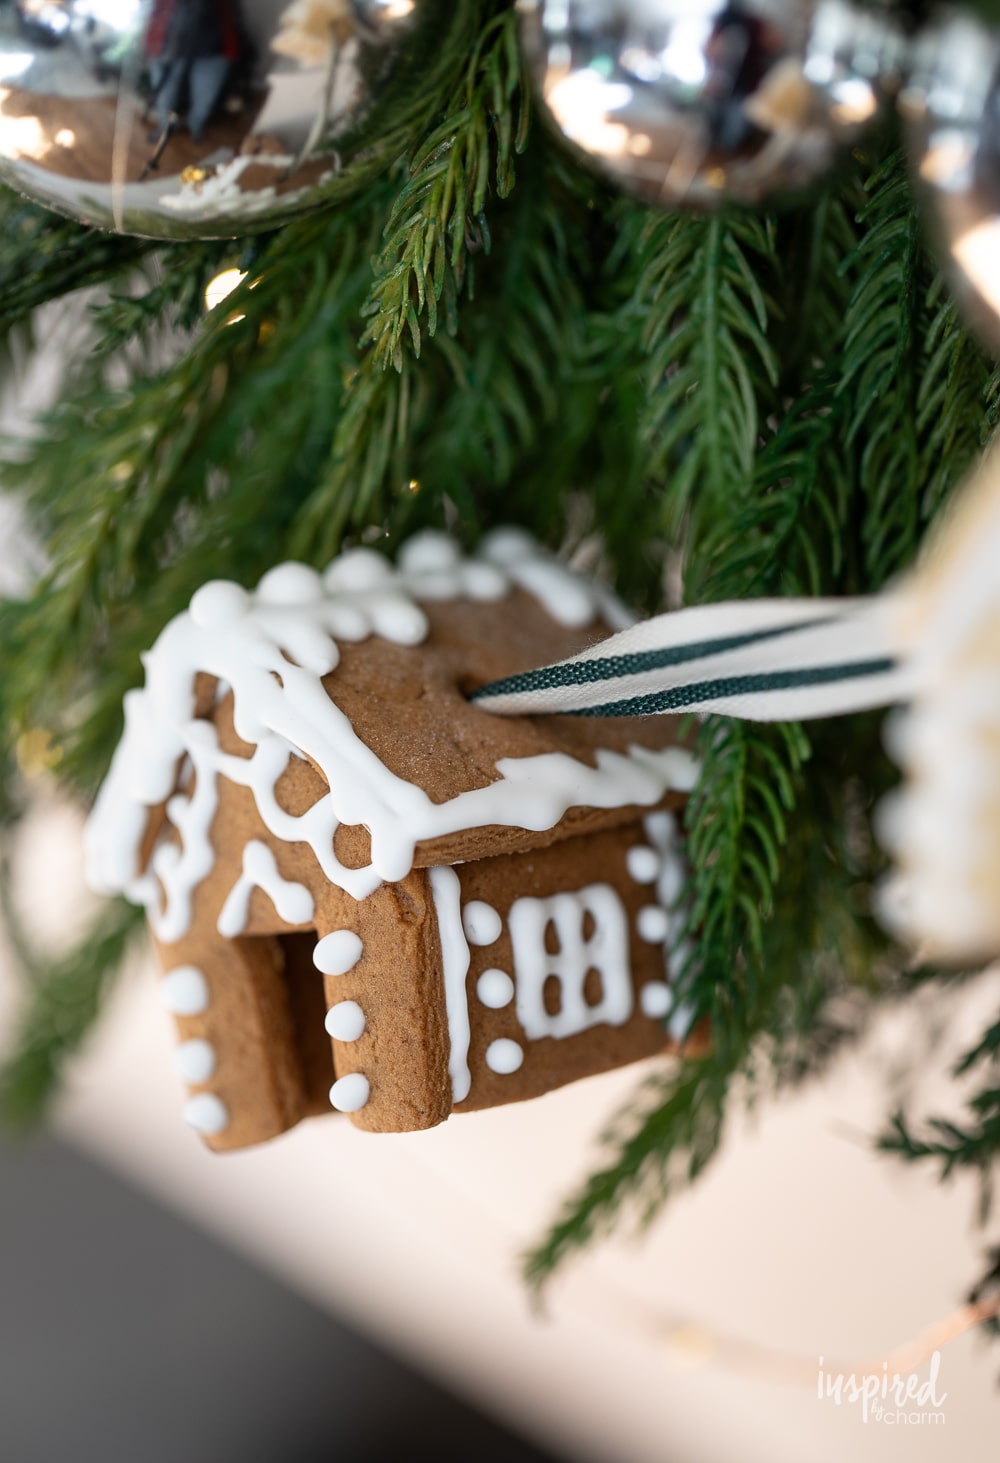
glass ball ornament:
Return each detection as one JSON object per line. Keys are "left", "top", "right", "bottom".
{"left": 0, "top": 0, "right": 425, "bottom": 238}
{"left": 518, "top": 0, "right": 902, "bottom": 209}
{"left": 901, "top": 14, "right": 1000, "bottom": 356}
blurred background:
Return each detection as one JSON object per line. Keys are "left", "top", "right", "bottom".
{"left": 2, "top": 783, "right": 1000, "bottom": 1463}
{"left": 1, "top": 289, "right": 999, "bottom": 1463}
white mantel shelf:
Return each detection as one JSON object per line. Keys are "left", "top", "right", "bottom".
{"left": 4, "top": 796, "right": 999, "bottom": 1463}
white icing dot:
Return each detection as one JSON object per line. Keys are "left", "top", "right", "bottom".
{"left": 658, "top": 858, "right": 686, "bottom": 906}
{"left": 323, "top": 547, "right": 393, "bottom": 591}
{"left": 314, "top": 930, "right": 363, "bottom": 975}
{"left": 326, "top": 603, "right": 371, "bottom": 641}
{"left": 367, "top": 594, "right": 428, "bottom": 645}
{"left": 485, "top": 1038, "right": 524, "bottom": 1075}
{"left": 479, "top": 527, "right": 536, "bottom": 565}
{"left": 329, "top": 1073, "right": 370, "bottom": 1112}
{"left": 626, "top": 845, "right": 661, "bottom": 884}
{"left": 637, "top": 905, "right": 670, "bottom": 944}
{"left": 189, "top": 580, "right": 250, "bottom": 628}
{"left": 256, "top": 562, "right": 324, "bottom": 605}
{"left": 640, "top": 982, "right": 671, "bottom": 1019}
{"left": 173, "top": 1038, "right": 216, "bottom": 1084}
{"left": 462, "top": 900, "right": 502, "bottom": 946}
{"left": 476, "top": 968, "right": 514, "bottom": 1009}
{"left": 324, "top": 1000, "right": 366, "bottom": 1042}
{"left": 407, "top": 570, "right": 467, "bottom": 601}
{"left": 159, "top": 965, "right": 210, "bottom": 1015}
{"left": 397, "top": 531, "right": 461, "bottom": 573}
{"left": 460, "top": 562, "right": 509, "bottom": 601}
{"left": 182, "top": 1093, "right": 229, "bottom": 1134}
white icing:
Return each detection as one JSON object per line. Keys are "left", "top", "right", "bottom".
{"left": 159, "top": 965, "right": 210, "bottom": 1015}
{"left": 83, "top": 531, "right": 698, "bottom": 946}
{"left": 476, "top": 968, "right": 514, "bottom": 1009}
{"left": 462, "top": 900, "right": 502, "bottom": 946}
{"left": 217, "top": 840, "right": 315, "bottom": 937}
{"left": 324, "top": 1000, "right": 366, "bottom": 1042}
{"left": 639, "top": 983, "right": 671, "bottom": 1019}
{"left": 183, "top": 1093, "right": 229, "bottom": 1134}
{"left": 173, "top": 1038, "right": 217, "bottom": 1084}
{"left": 329, "top": 1073, "right": 370, "bottom": 1112}
{"left": 508, "top": 883, "right": 633, "bottom": 1040}
{"left": 880, "top": 673, "right": 1000, "bottom": 955}
{"left": 636, "top": 812, "right": 699, "bottom": 1041}
{"left": 480, "top": 528, "right": 632, "bottom": 630}
{"left": 397, "top": 531, "right": 467, "bottom": 574}
{"left": 313, "top": 930, "right": 363, "bottom": 976}
{"left": 636, "top": 905, "right": 670, "bottom": 944}
{"left": 643, "top": 810, "right": 692, "bottom": 971}
{"left": 190, "top": 581, "right": 250, "bottom": 627}
{"left": 625, "top": 844, "right": 660, "bottom": 884}
{"left": 485, "top": 1037, "right": 524, "bottom": 1074}
{"left": 256, "top": 562, "right": 325, "bottom": 605}
{"left": 429, "top": 866, "right": 472, "bottom": 1104}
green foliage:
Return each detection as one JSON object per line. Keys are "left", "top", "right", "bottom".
{"left": 838, "top": 152, "right": 995, "bottom": 587}
{"left": 880, "top": 998, "right": 1000, "bottom": 1219}
{"left": 625, "top": 209, "right": 780, "bottom": 542}
{"left": 0, "top": 194, "right": 150, "bottom": 338}
{"left": 524, "top": 150, "right": 999, "bottom": 1292}
{"left": 524, "top": 1061, "right": 729, "bottom": 1287}
{"left": 0, "top": 894, "right": 143, "bottom": 1128}
{"left": 360, "top": 7, "right": 528, "bottom": 370}
{"left": 0, "top": 0, "right": 998, "bottom": 1331}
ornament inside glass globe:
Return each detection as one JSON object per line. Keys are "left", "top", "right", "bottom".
{"left": 901, "top": 14, "right": 1000, "bottom": 357}
{"left": 518, "top": 0, "right": 901, "bottom": 209}
{"left": 0, "top": 0, "right": 424, "bottom": 238}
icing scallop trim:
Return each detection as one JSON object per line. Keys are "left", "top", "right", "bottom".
{"left": 84, "top": 529, "right": 698, "bottom": 942}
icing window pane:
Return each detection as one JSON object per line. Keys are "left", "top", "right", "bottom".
{"left": 509, "top": 883, "right": 633, "bottom": 1040}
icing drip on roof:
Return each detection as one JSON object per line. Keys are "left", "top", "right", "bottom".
{"left": 84, "top": 530, "right": 697, "bottom": 938}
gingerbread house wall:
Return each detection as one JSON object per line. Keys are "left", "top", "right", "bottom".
{"left": 151, "top": 735, "right": 687, "bottom": 1146}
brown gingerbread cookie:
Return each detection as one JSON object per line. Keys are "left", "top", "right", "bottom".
{"left": 85, "top": 529, "right": 699, "bottom": 1147}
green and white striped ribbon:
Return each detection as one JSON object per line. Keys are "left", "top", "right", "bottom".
{"left": 472, "top": 597, "right": 913, "bottom": 721}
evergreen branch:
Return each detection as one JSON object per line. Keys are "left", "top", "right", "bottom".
{"left": 87, "top": 239, "right": 248, "bottom": 359}
{"left": 917, "top": 282, "right": 996, "bottom": 514}
{"left": 969, "top": 1251, "right": 1000, "bottom": 1339}
{"left": 701, "top": 383, "right": 851, "bottom": 601}
{"left": 878, "top": 985, "right": 1000, "bottom": 1216}
{"left": 629, "top": 211, "right": 780, "bottom": 544}
{"left": 289, "top": 356, "right": 414, "bottom": 563}
{"left": 0, "top": 897, "right": 144, "bottom": 1127}
{"left": 524, "top": 1061, "right": 729, "bottom": 1288}
{"left": 770, "top": 181, "right": 861, "bottom": 382}
{"left": 0, "top": 192, "right": 150, "bottom": 331}
{"left": 0, "top": 200, "right": 386, "bottom": 795}
{"left": 361, "top": 7, "right": 528, "bottom": 370}
{"left": 838, "top": 155, "right": 926, "bottom": 584}
{"left": 880, "top": 1106, "right": 1000, "bottom": 1185}
{"left": 406, "top": 148, "right": 591, "bottom": 531}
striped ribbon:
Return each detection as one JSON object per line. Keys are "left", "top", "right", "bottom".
{"left": 472, "top": 596, "right": 914, "bottom": 721}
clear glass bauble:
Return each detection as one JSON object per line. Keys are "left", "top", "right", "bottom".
{"left": 0, "top": 0, "right": 425, "bottom": 237}
{"left": 901, "top": 13, "right": 1000, "bottom": 356}
{"left": 518, "top": 0, "right": 901, "bottom": 209}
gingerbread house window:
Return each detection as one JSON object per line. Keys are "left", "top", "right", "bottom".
{"left": 508, "top": 883, "right": 633, "bottom": 1040}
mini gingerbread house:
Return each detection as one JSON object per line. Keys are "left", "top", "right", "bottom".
{"left": 85, "top": 530, "right": 699, "bottom": 1147}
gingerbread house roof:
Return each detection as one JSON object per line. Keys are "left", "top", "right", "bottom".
{"left": 85, "top": 529, "right": 698, "bottom": 942}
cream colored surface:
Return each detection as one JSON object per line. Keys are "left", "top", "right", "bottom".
{"left": 3, "top": 793, "right": 999, "bottom": 1462}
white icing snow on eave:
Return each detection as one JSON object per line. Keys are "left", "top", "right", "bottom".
{"left": 84, "top": 529, "right": 696, "bottom": 939}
